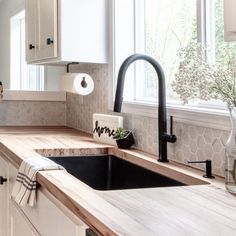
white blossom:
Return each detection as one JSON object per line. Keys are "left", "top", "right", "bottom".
{"left": 172, "top": 43, "right": 236, "bottom": 110}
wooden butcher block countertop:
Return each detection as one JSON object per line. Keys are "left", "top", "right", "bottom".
{"left": 0, "top": 126, "right": 236, "bottom": 236}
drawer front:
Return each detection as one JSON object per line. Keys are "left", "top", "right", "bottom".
{"left": 9, "top": 164, "right": 87, "bottom": 236}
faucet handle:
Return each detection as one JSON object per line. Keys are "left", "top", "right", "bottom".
{"left": 161, "top": 116, "right": 176, "bottom": 143}
{"left": 170, "top": 116, "right": 173, "bottom": 135}
{"left": 187, "top": 160, "right": 215, "bottom": 179}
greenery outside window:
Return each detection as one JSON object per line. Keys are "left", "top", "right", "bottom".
{"left": 113, "top": 0, "right": 236, "bottom": 110}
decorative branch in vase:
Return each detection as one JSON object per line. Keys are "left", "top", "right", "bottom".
{"left": 171, "top": 43, "right": 236, "bottom": 194}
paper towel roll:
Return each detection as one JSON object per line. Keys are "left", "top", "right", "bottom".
{"left": 59, "top": 73, "right": 94, "bottom": 95}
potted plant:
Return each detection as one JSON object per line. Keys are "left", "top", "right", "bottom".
{"left": 113, "top": 127, "right": 135, "bottom": 149}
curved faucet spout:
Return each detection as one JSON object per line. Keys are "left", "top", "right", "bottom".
{"left": 113, "top": 53, "right": 176, "bottom": 162}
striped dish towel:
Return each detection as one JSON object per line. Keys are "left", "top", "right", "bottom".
{"left": 11, "top": 157, "right": 65, "bottom": 207}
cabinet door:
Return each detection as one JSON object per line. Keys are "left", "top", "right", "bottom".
{"left": 8, "top": 162, "right": 87, "bottom": 236}
{"left": 20, "top": 190, "right": 87, "bottom": 236}
{"left": 0, "top": 157, "right": 9, "bottom": 236}
{"left": 8, "top": 163, "right": 39, "bottom": 236}
{"left": 37, "top": 0, "right": 58, "bottom": 60}
{"left": 9, "top": 202, "right": 39, "bottom": 236}
{"left": 25, "top": 0, "right": 38, "bottom": 62}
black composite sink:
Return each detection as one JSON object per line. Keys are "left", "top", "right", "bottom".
{"left": 48, "top": 155, "right": 186, "bottom": 191}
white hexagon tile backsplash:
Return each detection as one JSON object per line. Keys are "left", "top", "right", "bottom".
{"left": 168, "top": 123, "right": 229, "bottom": 177}
{"left": 66, "top": 63, "right": 229, "bottom": 177}
{"left": 0, "top": 101, "right": 66, "bottom": 125}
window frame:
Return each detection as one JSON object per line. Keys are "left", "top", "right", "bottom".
{"left": 109, "top": 0, "right": 230, "bottom": 130}
{"left": 10, "top": 10, "right": 45, "bottom": 91}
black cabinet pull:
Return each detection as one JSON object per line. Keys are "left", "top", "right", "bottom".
{"left": 86, "top": 229, "right": 98, "bottom": 236}
{"left": 0, "top": 176, "right": 7, "bottom": 185}
{"left": 29, "top": 44, "right": 35, "bottom": 50}
{"left": 46, "top": 38, "right": 54, "bottom": 45}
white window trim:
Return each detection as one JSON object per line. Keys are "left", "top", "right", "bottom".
{"left": 108, "top": 0, "right": 231, "bottom": 131}
{"left": 10, "top": 10, "right": 45, "bottom": 91}
{"left": 118, "top": 102, "right": 230, "bottom": 130}
{"left": 7, "top": 7, "right": 63, "bottom": 102}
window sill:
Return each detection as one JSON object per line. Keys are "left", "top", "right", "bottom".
{"left": 2, "top": 90, "right": 66, "bottom": 102}
{"left": 113, "top": 101, "right": 230, "bottom": 131}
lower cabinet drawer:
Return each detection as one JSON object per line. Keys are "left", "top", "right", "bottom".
{"left": 9, "top": 164, "right": 88, "bottom": 236}
{"left": 19, "top": 190, "right": 88, "bottom": 236}
{"left": 10, "top": 201, "right": 40, "bottom": 236}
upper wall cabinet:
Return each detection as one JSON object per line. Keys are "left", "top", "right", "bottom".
{"left": 224, "top": 0, "right": 236, "bottom": 41}
{"left": 25, "top": 0, "right": 108, "bottom": 64}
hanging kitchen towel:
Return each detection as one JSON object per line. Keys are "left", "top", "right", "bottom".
{"left": 11, "top": 157, "right": 65, "bottom": 207}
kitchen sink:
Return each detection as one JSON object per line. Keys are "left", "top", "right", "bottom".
{"left": 48, "top": 155, "right": 186, "bottom": 191}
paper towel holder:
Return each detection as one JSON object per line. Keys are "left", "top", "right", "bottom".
{"left": 66, "top": 62, "right": 79, "bottom": 73}
{"left": 66, "top": 63, "right": 89, "bottom": 89}
{"left": 81, "top": 77, "right": 87, "bottom": 88}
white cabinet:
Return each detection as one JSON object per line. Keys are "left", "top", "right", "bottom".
{"left": 37, "top": 0, "right": 58, "bottom": 60}
{"left": 224, "top": 0, "right": 236, "bottom": 41}
{"left": 19, "top": 190, "right": 88, "bottom": 236}
{"left": 25, "top": 0, "right": 108, "bottom": 64}
{"left": 0, "top": 157, "right": 36, "bottom": 236}
{"left": 9, "top": 202, "right": 39, "bottom": 236}
{"left": 0, "top": 157, "right": 9, "bottom": 236}
{"left": 25, "top": 0, "right": 38, "bottom": 62}
{"left": 26, "top": 0, "right": 58, "bottom": 62}
{"left": 8, "top": 164, "right": 39, "bottom": 236}
{"left": 1, "top": 157, "right": 88, "bottom": 236}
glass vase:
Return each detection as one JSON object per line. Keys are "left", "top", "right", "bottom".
{"left": 225, "top": 106, "right": 236, "bottom": 194}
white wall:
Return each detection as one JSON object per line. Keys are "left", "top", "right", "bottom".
{"left": 0, "top": 0, "right": 64, "bottom": 91}
{"left": 0, "top": 0, "right": 25, "bottom": 89}
{"left": 44, "top": 66, "right": 66, "bottom": 91}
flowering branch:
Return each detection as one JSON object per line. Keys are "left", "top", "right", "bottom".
{"left": 172, "top": 43, "right": 236, "bottom": 110}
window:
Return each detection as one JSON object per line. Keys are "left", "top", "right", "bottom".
{"left": 113, "top": 0, "right": 236, "bottom": 108}
{"left": 10, "top": 10, "right": 44, "bottom": 91}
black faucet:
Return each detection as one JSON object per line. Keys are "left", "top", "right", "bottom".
{"left": 113, "top": 53, "right": 176, "bottom": 162}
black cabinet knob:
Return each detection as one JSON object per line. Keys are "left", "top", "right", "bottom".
{"left": 0, "top": 176, "right": 7, "bottom": 185}
{"left": 29, "top": 44, "right": 35, "bottom": 50}
{"left": 46, "top": 38, "right": 54, "bottom": 45}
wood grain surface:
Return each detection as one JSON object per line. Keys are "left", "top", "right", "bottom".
{"left": 0, "top": 126, "right": 235, "bottom": 236}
